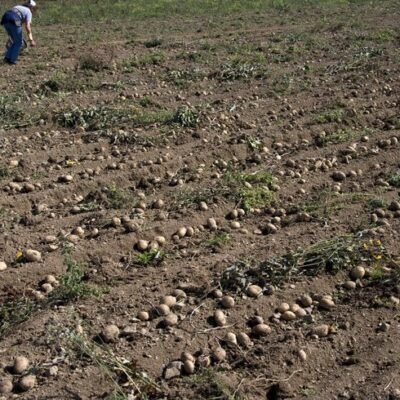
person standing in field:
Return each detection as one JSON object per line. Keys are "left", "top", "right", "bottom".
{"left": 1, "top": 0, "right": 37, "bottom": 65}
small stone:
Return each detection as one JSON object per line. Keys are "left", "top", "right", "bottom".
{"left": 312, "top": 324, "right": 329, "bottom": 337}
{"left": 101, "top": 324, "right": 120, "bottom": 343}
{"left": 164, "top": 362, "right": 182, "bottom": 380}
{"left": 332, "top": 171, "right": 346, "bottom": 181}
{"left": 0, "top": 262, "right": 7, "bottom": 271}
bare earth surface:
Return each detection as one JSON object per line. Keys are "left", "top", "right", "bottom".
{"left": 0, "top": 2, "right": 399, "bottom": 399}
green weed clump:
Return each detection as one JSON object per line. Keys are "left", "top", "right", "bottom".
{"left": 0, "top": 297, "right": 36, "bottom": 338}
{"left": 388, "top": 173, "right": 400, "bottom": 188}
{"left": 216, "top": 61, "right": 260, "bottom": 81}
{"left": 135, "top": 250, "right": 165, "bottom": 267}
{"left": 220, "top": 235, "right": 390, "bottom": 292}
{"left": 227, "top": 171, "right": 277, "bottom": 211}
{"left": 56, "top": 105, "right": 173, "bottom": 131}
{"left": 50, "top": 259, "right": 102, "bottom": 303}
{"left": 172, "top": 106, "right": 200, "bottom": 127}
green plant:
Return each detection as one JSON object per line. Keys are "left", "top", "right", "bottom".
{"left": 216, "top": 61, "right": 260, "bottom": 81}
{"left": 315, "top": 108, "right": 345, "bottom": 124}
{"left": 50, "top": 259, "right": 102, "bottom": 303}
{"left": 78, "top": 54, "right": 109, "bottom": 72}
{"left": 207, "top": 233, "right": 231, "bottom": 248}
{"left": 388, "top": 173, "right": 400, "bottom": 188}
{"left": 0, "top": 297, "right": 36, "bottom": 338}
{"left": 0, "top": 165, "right": 10, "bottom": 178}
{"left": 227, "top": 170, "right": 277, "bottom": 211}
{"left": 184, "top": 368, "right": 247, "bottom": 400}
{"left": 53, "top": 327, "right": 158, "bottom": 399}
{"left": 135, "top": 250, "right": 165, "bottom": 267}
{"left": 219, "top": 234, "right": 390, "bottom": 292}
{"left": 144, "top": 38, "right": 162, "bottom": 48}
{"left": 172, "top": 105, "right": 200, "bottom": 127}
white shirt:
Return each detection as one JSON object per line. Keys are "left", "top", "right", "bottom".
{"left": 12, "top": 5, "right": 32, "bottom": 24}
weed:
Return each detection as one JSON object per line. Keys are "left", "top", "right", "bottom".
{"left": 166, "top": 68, "right": 203, "bottom": 87}
{"left": 241, "top": 134, "right": 263, "bottom": 151}
{"left": 388, "top": 172, "right": 400, "bottom": 188}
{"left": 144, "top": 38, "right": 162, "bottom": 48}
{"left": 0, "top": 96, "right": 40, "bottom": 129}
{"left": 219, "top": 234, "right": 390, "bottom": 292}
{"left": 315, "top": 108, "right": 345, "bottom": 124}
{"left": 227, "top": 170, "right": 277, "bottom": 211}
{"left": 216, "top": 61, "right": 260, "bottom": 81}
{"left": 49, "top": 259, "right": 102, "bottom": 304}
{"left": 0, "top": 297, "right": 36, "bottom": 338}
{"left": 49, "top": 324, "right": 158, "bottom": 399}
{"left": 122, "top": 51, "right": 165, "bottom": 70}
{"left": 184, "top": 368, "right": 247, "bottom": 400}
{"left": 105, "top": 185, "right": 132, "bottom": 210}
{"left": 78, "top": 54, "right": 109, "bottom": 72}
{"left": 57, "top": 105, "right": 177, "bottom": 131}
{"left": 172, "top": 106, "right": 200, "bottom": 127}
{"left": 0, "top": 165, "right": 10, "bottom": 179}
{"left": 208, "top": 233, "right": 231, "bottom": 248}
{"left": 366, "top": 198, "right": 386, "bottom": 210}
{"left": 315, "top": 128, "right": 372, "bottom": 146}
{"left": 134, "top": 250, "right": 165, "bottom": 267}
{"left": 139, "top": 97, "right": 159, "bottom": 108}
{"left": 300, "top": 190, "right": 372, "bottom": 219}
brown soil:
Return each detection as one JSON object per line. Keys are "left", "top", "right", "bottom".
{"left": 0, "top": 2, "right": 399, "bottom": 400}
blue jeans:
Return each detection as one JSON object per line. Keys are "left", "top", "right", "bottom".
{"left": 3, "top": 22, "right": 23, "bottom": 64}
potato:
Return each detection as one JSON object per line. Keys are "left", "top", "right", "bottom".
{"left": 18, "top": 375, "right": 36, "bottom": 392}
{"left": 13, "top": 356, "right": 30, "bottom": 374}
{"left": 0, "top": 378, "right": 13, "bottom": 394}
{"left": 137, "top": 311, "right": 149, "bottom": 321}
{"left": 252, "top": 323, "right": 272, "bottom": 336}
{"left": 212, "top": 347, "right": 226, "bottom": 362}
{"left": 246, "top": 285, "right": 262, "bottom": 298}
{"left": 214, "top": 310, "right": 227, "bottom": 326}
{"left": 220, "top": 296, "right": 235, "bottom": 309}
{"left": 160, "top": 295, "right": 177, "bottom": 307}
{"left": 350, "top": 266, "right": 365, "bottom": 280}
{"left": 277, "top": 302, "right": 290, "bottom": 313}
{"left": 183, "top": 360, "right": 195, "bottom": 374}
{"left": 24, "top": 249, "right": 42, "bottom": 262}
